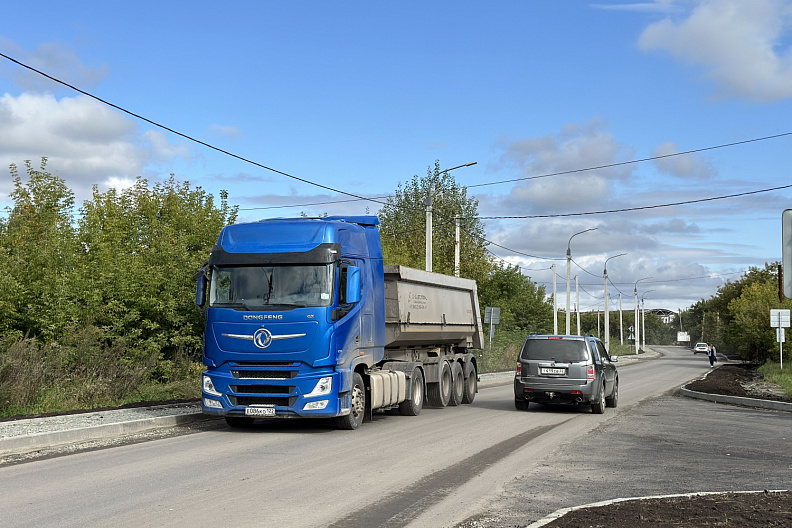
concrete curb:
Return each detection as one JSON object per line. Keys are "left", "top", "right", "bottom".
{"left": 680, "top": 387, "right": 792, "bottom": 412}
{"left": 526, "top": 489, "right": 790, "bottom": 527}
{"left": 0, "top": 412, "right": 205, "bottom": 457}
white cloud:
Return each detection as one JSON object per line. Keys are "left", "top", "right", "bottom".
{"left": 0, "top": 38, "right": 108, "bottom": 93}
{"left": 0, "top": 92, "right": 189, "bottom": 202}
{"left": 492, "top": 121, "right": 635, "bottom": 215}
{"left": 639, "top": 0, "right": 792, "bottom": 101}
{"left": 652, "top": 141, "right": 715, "bottom": 179}
{"left": 209, "top": 124, "right": 242, "bottom": 140}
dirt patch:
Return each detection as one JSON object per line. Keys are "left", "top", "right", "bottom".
{"left": 686, "top": 364, "right": 792, "bottom": 403}
{"left": 542, "top": 490, "right": 792, "bottom": 528}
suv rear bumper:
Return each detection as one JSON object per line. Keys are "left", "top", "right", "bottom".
{"left": 514, "top": 378, "right": 598, "bottom": 404}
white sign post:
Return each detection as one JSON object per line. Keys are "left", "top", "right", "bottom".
{"left": 770, "top": 309, "right": 790, "bottom": 369}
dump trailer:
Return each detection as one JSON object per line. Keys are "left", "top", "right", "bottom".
{"left": 195, "top": 215, "right": 483, "bottom": 429}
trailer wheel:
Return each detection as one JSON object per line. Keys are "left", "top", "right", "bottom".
{"left": 448, "top": 362, "right": 465, "bottom": 406}
{"left": 427, "top": 361, "right": 452, "bottom": 407}
{"left": 461, "top": 362, "right": 477, "bottom": 404}
{"left": 225, "top": 416, "right": 255, "bottom": 428}
{"left": 398, "top": 368, "right": 424, "bottom": 416}
{"left": 335, "top": 372, "right": 366, "bottom": 430}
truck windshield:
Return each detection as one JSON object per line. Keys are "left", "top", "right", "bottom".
{"left": 209, "top": 264, "right": 333, "bottom": 309}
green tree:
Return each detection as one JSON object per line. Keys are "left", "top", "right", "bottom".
{"left": 728, "top": 278, "right": 791, "bottom": 364}
{"left": 378, "top": 161, "right": 491, "bottom": 285}
{"left": 76, "top": 176, "right": 238, "bottom": 366}
{"left": 0, "top": 159, "right": 78, "bottom": 340}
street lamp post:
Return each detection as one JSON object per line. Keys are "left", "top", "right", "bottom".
{"left": 634, "top": 277, "right": 652, "bottom": 353}
{"left": 552, "top": 263, "right": 558, "bottom": 334}
{"left": 603, "top": 253, "right": 626, "bottom": 351}
{"left": 575, "top": 275, "right": 581, "bottom": 336}
{"left": 566, "top": 228, "right": 597, "bottom": 334}
{"left": 424, "top": 162, "right": 477, "bottom": 272}
{"left": 642, "top": 290, "right": 656, "bottom": 351}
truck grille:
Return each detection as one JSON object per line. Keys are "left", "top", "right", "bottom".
{"left": 228, "top": 395, "right": 297, "bottom": 406}
{"left": 229, "top": 385, "right": 295, "bottom": 394}
{"left": 232, "top": 370, "right": 297, "bottom": 379}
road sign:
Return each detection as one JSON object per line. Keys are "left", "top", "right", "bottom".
{"left": 677, "top": 331, "right": 690, "bottom": 342}
{"left": 770, "top": 309, "right": 790, "bottom": 328}
{"left": 484, "top": 306, "right": 500, "bottom": 325}
{"left": 784, "top": 210, "right": 792, "bottom": 298}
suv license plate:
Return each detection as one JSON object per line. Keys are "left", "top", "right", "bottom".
{"left": 540, "top": 367, "right": 566, "bottom": 375}
{"left": 245, "top": 407, "right": 275, "bottom": 417}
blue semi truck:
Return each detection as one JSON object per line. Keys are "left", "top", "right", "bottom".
{"left": 195, "top": 215, "right": 483, "bottom": 429}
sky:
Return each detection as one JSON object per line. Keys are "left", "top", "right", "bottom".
{"left": 2, "top": 0, "right": 792, "bottom": 319}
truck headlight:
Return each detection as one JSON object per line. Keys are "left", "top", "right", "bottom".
{"left": 305, "top": 376, "right": 332, "bottom": 398}
{"left": 203, "top": 375, "right": 221, "bottom": 396}
{"left": 304, "top": 400, "right": 329, "bottom": 410}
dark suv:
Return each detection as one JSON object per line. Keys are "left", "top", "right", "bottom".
{"left": 514, "top": 334, "right": 618, "bottom": 413}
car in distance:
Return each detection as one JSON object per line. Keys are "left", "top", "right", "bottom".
{"left": 694, "top": 342, "right": 709, "bottom": 354}
{"left": 514, "top": 334, "right": 618, "bottom": 414}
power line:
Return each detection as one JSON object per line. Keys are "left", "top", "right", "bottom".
{"left": 0, "top": 51, "right": 387, "bottom": 206}
{"left": 478, "top": 183, "right": 792, "bottom": 219}
{"left": 467, "top": 132, "right": 792, "bottom": 189}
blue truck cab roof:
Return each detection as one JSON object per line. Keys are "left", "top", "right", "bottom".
{"left": 210, "top": 216, "right": 382, "bottom": 265}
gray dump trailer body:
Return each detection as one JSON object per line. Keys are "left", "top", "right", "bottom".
{"left": 370, "top": 265, "right": 484, "bottom": 410}
{"left": 383, "top": 265, "right": 483, "bottom": 350}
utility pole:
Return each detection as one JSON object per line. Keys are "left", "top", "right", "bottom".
{"left": 425, "top": 196, "right": 432, "bottom": 272}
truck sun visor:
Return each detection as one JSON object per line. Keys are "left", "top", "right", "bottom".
{"left": 208, "top": 242, "right": 343, "bottom": 266}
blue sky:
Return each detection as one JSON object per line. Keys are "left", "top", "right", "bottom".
{"left": 2, "top": 0, "right": 792, "bottom": 316}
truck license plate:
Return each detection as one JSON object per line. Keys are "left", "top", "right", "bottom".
{"left": 245, "top": 406, "right": 275, "bottom": 417}
{"left": 540, "top": 367, "right": 566, "bottom": 375}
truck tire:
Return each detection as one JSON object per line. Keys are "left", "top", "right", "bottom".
{"left": 427, "top": 361, "right": 452, "bottom": 407}
{"left": 398, "top": 368, "right": 424, "bottom": 416}
{"left": 335, "top": 372, "right": 366, "bottom": 430}
{"left": 461, "top": 362, "right": 477, "bottom": 404}
{"left": 225, "top": 416, "right": 255, "bottom": 428}
{"left": 448, "top": 361, "right": 465, "bottom": 406}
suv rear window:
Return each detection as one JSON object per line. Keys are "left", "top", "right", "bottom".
{"left": 520, "top": 339, "right": 590, "bottom": 362}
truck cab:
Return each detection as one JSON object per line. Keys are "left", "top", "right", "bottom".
{"left": 196, "top": 216, "right": 384, "bottom": 428}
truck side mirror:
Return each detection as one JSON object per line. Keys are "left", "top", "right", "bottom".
{"left": 196, "top": 275, "right": 207, "bottom": 308}
{"left": 346, "top": 266, "right": 361, "bottom": 304}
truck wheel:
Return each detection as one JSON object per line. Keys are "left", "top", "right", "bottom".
{"left": 605, "top": 378, "right": 619, "bottom": 408}
{"left": 591, "top": 385, "right": 606, "bottom": 414}
{"left": 427, "top": 361, "right": 452, "bottom": 407}
{"left": 225, "top": 416, "right": 255, "bottom": 428}
{"left": 448, "top": 362, "right": 465, "bottom": 406}
{"left": 398, "top": 368, "right": 424, "bottom": 416}
{"left": 461, "top": 362, "right": 477, "bottom": 404}
{"left": 335, "top": 372, "right": 366, "bottom": 430}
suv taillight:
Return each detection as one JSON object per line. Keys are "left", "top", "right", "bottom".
{"left": 587, "top": 365, "right": 595, "bottom": 380}
{"left": 516, "top": 363, "right": 522, "bottom": 378}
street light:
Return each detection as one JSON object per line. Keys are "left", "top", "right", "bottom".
{"left": 641, "top": 290, "right": 656, "bottom": 351}
{"left": 425, "top": 162, "right": 477, "bottom": 271}
{"left": 634, "top": 277, "right": 652, "bottom": 353}
{"left": 566, "top": 228, "right": 597, "bottom": 334}
{"left": 603, "top": 253, "right": 627, "bottom": 350}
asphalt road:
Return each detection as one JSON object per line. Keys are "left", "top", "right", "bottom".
{"left": 1, "top": 346, "right": 788, "bottom": 528}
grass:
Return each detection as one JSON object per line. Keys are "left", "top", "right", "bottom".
{"left": 0, "top": 333, "right": 201, "bottom": 420}
{"left": 757, "top": 362, "right": 792, "bottom": 398}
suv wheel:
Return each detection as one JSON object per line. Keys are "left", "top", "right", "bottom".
{"left": 591, "top": 385, "right": 606, "bottom": 414}
{"left": 515, "top": 398, "right": 528, "bottom": 411}
{"left": 605, "top": 378, "right": 619, "bottom": 408}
